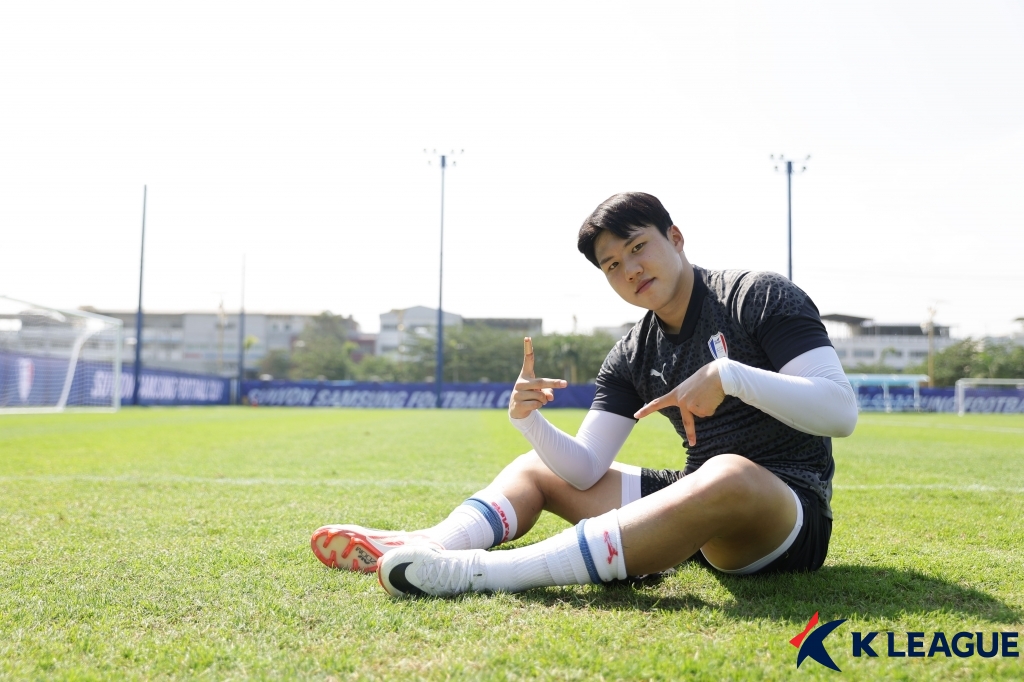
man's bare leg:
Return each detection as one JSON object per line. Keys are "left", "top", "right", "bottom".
{"left": 311, "top": 450, "right": 622, "bottom": 572}
{"left": 487, "top": 451, "right": 795, "bottom": 572}
{"left": 487, "top": 451, "right": 628, "bottom": 540}
{"left": 619, "top": 454, "right": 796, "bottom": 573}
{"left": 377, "top": 453, "right": 800, "bottom": 596}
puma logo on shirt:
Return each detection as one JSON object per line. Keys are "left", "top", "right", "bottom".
{"left": 650, "top": 363, "right": 668, "bottom": 385}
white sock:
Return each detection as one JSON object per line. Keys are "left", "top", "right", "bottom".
{"left": 478, "top": 527, "right": 590, "bottom": 592}
{"left": 580, "top": 509, "right": 627, "bottom": 583}
{"left": 476, "top": 510, "right": 626, "bottom": 593}
{"left": 424, "top": 488, "right": 519, "bottom": 550}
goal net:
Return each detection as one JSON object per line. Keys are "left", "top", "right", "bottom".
{"left": 955, "top": 378, "right": 1024, "bottom": 416}
{"left": 0, "top": 296, "right": 123, "bottom": 413}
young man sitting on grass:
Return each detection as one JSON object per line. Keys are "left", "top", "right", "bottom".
{"left": 311, "top": 192, "right": 857, "bottom": 597}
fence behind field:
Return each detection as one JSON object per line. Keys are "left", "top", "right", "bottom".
{"left": 856, "top": 386, "right": 1024, "bottom": 413}
{"left": 241, "top": 380, "right": 595, "bottom": 409}
{"left": 0, "top": 351, "right": 230, "bottom": 408}
{"left": 9, "top": 359, "right": 1021, "bottom": 412}
{"left": 242, "top": 379, "right": 1024, "bottom": 413}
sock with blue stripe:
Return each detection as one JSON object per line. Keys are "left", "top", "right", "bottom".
{"left": 474, "top": 509, "right": 626, "bottom": 593}
{"left": 578, "top": 509, "right": 627, "bottom": 583}
{"left": 425, "top": 489, "right": 518, "bottom": 550}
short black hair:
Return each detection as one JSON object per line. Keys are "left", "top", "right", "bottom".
{"left": 577, "top": 192, "right": 674, "bottom": 268}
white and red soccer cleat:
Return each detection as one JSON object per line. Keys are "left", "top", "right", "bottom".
{"left": 377, "top": 545, "right": 487, "bottom": 597}
{"left": 310, "top": 525, "right": 443, "bottom": 573}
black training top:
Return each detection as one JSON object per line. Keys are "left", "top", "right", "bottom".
{"left": 593, "top": 266, "right": 837, "bottom": 518}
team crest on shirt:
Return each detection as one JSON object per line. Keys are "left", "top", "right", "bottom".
{"left": 708, "top": 332, "right": 728, "bottom": 359}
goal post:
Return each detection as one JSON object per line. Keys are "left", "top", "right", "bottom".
{"left": 955, "top": 378, "right": 1024, "bottom": 417}
{"left": 0, "top": 296, "right": 123, "bottom": 413}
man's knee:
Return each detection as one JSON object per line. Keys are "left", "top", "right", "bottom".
{"left": 685, "top": 455, "right": 767, "bottom": 516}
{"left": 510, "top": 450, "right": 543, "bottom": 473}
{"left": 503, "top": 451, "right": 555, "bottom": 486}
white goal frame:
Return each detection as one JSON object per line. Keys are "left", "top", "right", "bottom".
{"left": 955, "top": 378, "right": 1024, "bottom": 417}
{"left": 0, "top": 296, "right": 123, "bottom": 414}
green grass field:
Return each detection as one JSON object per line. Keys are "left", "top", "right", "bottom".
{"left": 1, "top": 408, "right": 1022, "bottom": 680}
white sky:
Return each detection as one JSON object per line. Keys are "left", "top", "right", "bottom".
{"left": 2, "top": 1, "right": 1022, "bottom": 338}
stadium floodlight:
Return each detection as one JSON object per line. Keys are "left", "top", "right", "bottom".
{"left": 770, "top": 154, "right": 811, "bottom": 282}
{"left": 955, "top": 378, "right": 1024, "bottom": 417}
{"left": 0, "top": 296, "right": 123, "bottom": 413}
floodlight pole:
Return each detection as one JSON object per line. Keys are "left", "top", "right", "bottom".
{"left": 132, "top": 185, "right": 147, "bottom": 406}
{"left": 925, "top": 306, "right": 937, "bottom": 389}
{"left": 786, "top": 161, "right": 793, "bottom": 281}
{"left": 426, "top": 149, "right": 462, "bottom": 408}
{"left": 771, "top": 155, "right": 810, "bottom": 282}
{"left": 237, "top": 256, "right": 246, "bottom": 403}
{"left": 435, "top": 155, "right": 447, "bottom": 409}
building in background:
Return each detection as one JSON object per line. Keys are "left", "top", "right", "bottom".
{"left": 376, "top": 306, "right": 543, "bottom": 359}
{"left": 822, "top": 314, "right": 956, "bottom": 371}
{"left": 464, "top": 317, "right": 543, "bottom": 337}
{"left": 86, "top": 309, "right": 373, "bottom": 377}
{"left": 376, "top": 306, "right": 462, "bottom": 359}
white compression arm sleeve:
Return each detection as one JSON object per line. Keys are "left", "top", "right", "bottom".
{"left": 509, "top": 408, "right": 635, "bottom": 490}
{"left": 716, "top": 346, "right": 858, "bottom": 438}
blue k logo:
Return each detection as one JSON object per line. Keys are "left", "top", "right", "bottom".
{"left": 791, "top": 612, "right": 847, "bottom": 672}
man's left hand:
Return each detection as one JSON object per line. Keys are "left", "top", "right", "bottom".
{"left": 633, "top": 361, "right": 726, "bottom": 446}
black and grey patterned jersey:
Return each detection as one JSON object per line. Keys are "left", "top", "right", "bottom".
{"left": 593, "top": 266, "right": 837, "bottom": 518}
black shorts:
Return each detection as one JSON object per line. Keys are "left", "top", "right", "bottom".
{"left": 640, "top": 467, "right": 831, "bottom": 575}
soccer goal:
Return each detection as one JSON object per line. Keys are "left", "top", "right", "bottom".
{"left": 955, "top": 378, "right": 1024, "bottom": 416}
{"left": 0, "top": 296, "right": 123, "bottom": 413}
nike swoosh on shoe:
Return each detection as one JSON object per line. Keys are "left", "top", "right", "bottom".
{"left": 382, "top": 561, "right": 426, "bottom": 597}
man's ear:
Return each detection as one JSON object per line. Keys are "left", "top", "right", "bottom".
{"left": 668, "top": 224, "right": 685, "bottom": 252}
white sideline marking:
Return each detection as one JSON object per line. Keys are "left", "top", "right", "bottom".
{"left": 856, "top": 419, "right": 1024, "bottom": 435}
{"left": 0, "top": 474, "right": 479, "bottom": 490}
{"left": 837, "top": 483, "right": 1024, "bottom": 494}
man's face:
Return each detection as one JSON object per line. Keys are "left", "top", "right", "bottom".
{"left": 593, "top": 224, "right": 687, "bottom": 310}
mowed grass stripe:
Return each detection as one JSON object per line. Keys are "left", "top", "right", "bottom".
{"left": 0, "top": 408, "right": 1022, "bottom": 680}
{"left": 0, "top": 474, "right": 480, "bottom": 490}
{"left": 5, "top": 474, "right": 1024, "bottom": 495}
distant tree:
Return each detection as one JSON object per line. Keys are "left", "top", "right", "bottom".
{"left": 352, "top": 354, "right": 424, "bottom": 383}
{"left": 399, "top": 327, "right": 618, "bottom": 384}
{"left": 905, "top": 339, "right": 975, "bottom": 387}
{"left": 445, "top": 325, "right": 525, "bottom": 383}
{"left": 259, "top": 349, "right": 293, "bottom": 380}
{"left": 403, "top": 325, "right": 522, "bottom": 383}
{"left": 973, "top": 341, "right": 1024, "bottom": 380}
{"left": 532, "top": 333, "right": 617, "bottom": 383}
{"left": 290, "top": 312, "right": 357, "bottom": 380}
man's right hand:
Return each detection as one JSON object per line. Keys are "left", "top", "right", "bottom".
{"left": 508, "top": 337, "right": 568, "bottom": 420}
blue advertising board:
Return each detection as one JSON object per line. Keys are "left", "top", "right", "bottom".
{"left": 242, "top": 379, "right": 1024, "bottom": 414}
{"left": 0, "top": 352, "right": 230, "bottom": 407}
{"left": 856, "top": 386, "right": 1024, "bottom": 413}
{"left": 242, "top": 380, "right": 596, "bottom": 409}
{"left": 113, "top": 364, "right": 231, "bottom": 406}
{"left": 6, "top": 352, "right": 1020, "bottom": 413}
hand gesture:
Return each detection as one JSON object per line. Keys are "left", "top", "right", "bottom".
{"left": 633, "top": 362, "right": 726, "bottom": 446}
{"left": 508, "top": 337, "right": 568, "bottom": 420}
